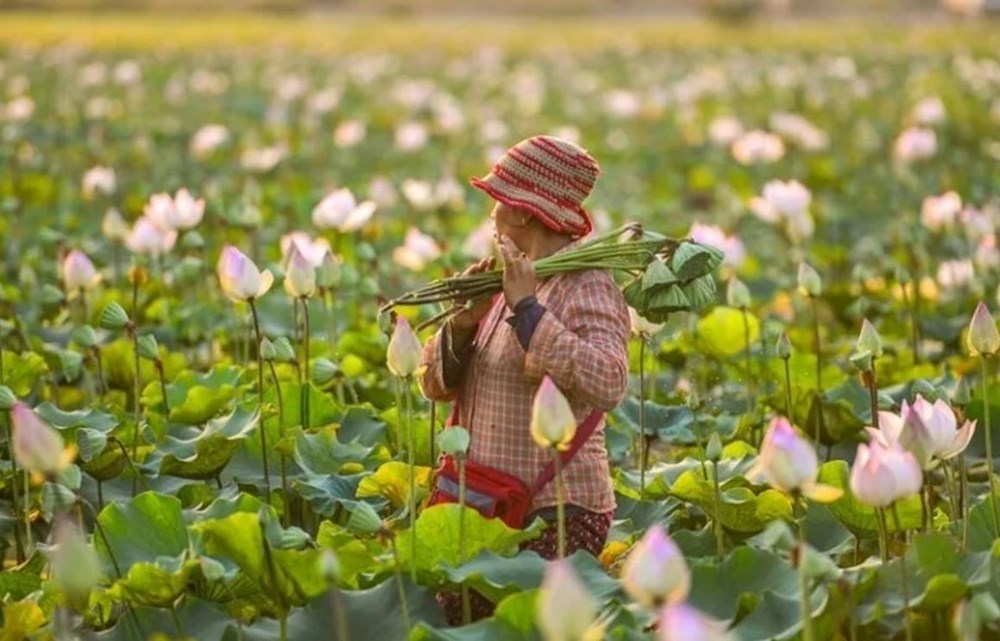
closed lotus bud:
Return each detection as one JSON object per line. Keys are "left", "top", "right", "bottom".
{"left": 622, "top": 524, "right": 690, "bottom": 607}
{"left": 849, "top": 441, "right": 923, "bottom": 508}
{"left": 850, "top": 352, "right": 873, "bottom": 373}
{"left": 102, "top": 208, "right": 128, "bottom": 241}
{"left": 797, "top": 262, "right": 822, "bottom": 297}
{"left": 260, "top": 337, "right": 277, "bottom": 361}
{"left": 273, "top": 337, "right": 297, "bottom": 363}
{"left": 706, "top": 433, "right": 723, "bottom": 461}
{"left": 283, "top": 246, "right": 316, "bottom": 299}
{"left": 71, "top": 325, "right": 99, "bottom": 349}
{"left": 438, "top": 426, "right": 470, "bottom": 456}
{"left": 0, "top": 386, "right": 16, "bottom": 410}
{"left": 50, "top": 517, "right": 102, "bottom": 606}
{"left": 316, "top": 250, "right": 342, "bottom": 289}
{"left": 62, "top": 249, "right": 101, "bottom": 294}
{"left": 530, "top": 376, "right": 577, "bottom": 451}
{"left": 136, "top": 334, "right": 159, "bottom": 361}
{"left": 658, "top": 602, "right": 734, "bottom": 641}
{"left": 318, "top": 549, "right": 341, "bottom": 582}
{"left": 629, "top": 307, "right": 664, "bottom": 336}
{"left": 217, "top": 245, "right": 274, "bottom": 302}
{"left": 537, "top": 559, "right": 597, "bottom": 641}
{"left": 726, "top": 278, "right": 751, "bottom": 309}
{"left": 11, "top": 402, "right": 70, "bottom": 475}
{"left": 311, "top": 357, "right": 338, "bottom": 385}
{"left": 99, "top": 302, "right": 131, "bottom": 330}
{"left": 856, "top": 319, "right": 883, "bottom": 358}
{"left": 386, "top": 317, "right": 422, "bottom": 377}
{"left": 968, "top": 301, "right": 1000, "bottom": 356}
{"left": 776, "top": 331, "right": 792, "bottom": 359}
{"left": 952, "top": 377, "right": 972, "bottom": 406}
{"left": 748, "top": 417, "right": 816, "bottom": 493}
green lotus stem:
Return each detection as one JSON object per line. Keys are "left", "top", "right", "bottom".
{"left": 130, "top": 328, "right": 142, "bottom": 498}
{"left": 268, "top": 361, "right": 290, "bottom": 528}
{"left": 302, "top": 298, "right": 311, "bottom": 430}
{"left": 921, "top": 480, "right": 931, "bottom": 533}
{"left": 941, "top": 459, "right": 959, "bottom": 536}
{"left": 79, "top": 289, "right": 89, "bottom": 326}
{"left": 249, "top": 300, "right": 272, "bottom": 500}
{"left": 797, "top": 498, "right": 814, "bottom": 641}
{"left": 876, "top": 506, "right": 889, "bottom": 563}
{"left": 639, "top": 335, "right": 647, "bottom": 498}
{"left": 741, "top": 308, "right": 754, "bottom": 420}
{"left": 783, "top": 356, "right": 792, "bottom": 420}
{"left": 458, "top": 454, "right": 470, "bottom": 625}
{"left": 898, "top": 278, "right": 919, "bottom": 364}
{"left": 2, "top": 408, "right": 25, "bottom": 563}
{"left": 388, "top": 535, "right": 412, "bottom": 633}
{"left": 279, "top": 617, "right": 287, "bottom": 641}
{"left": 155, "top": 360, "right": 170, "bottom": 415}
{"left": 330, "top": 583, "right": 350, "bottom": 641}
{"left": 960, "top": 453, "right": 970, "bottom": 552}
{"left": 980, "top": 356, "right": 998, "bottom": 538}
{"left": 865, "top": 364, "right": 879, "bottom": 431}
{"left": 810, "top": 296, "right": 825, "bottom": 448}
{"left": 326, "top": 289, "right": 338, "bottom": 346}
{"left": 393, "top": 378, "right": 403, "bottom": 454}
{"left": 712, "top": 459, "right": 724, "bottom": 561}
{"left": 94, "top": 346, "right": 107, "bottom": 399}
{"left": 891, "top": 502, "right": 914, "bottom": 641}
{"left": 109, "top": 437, "right": 149, "bottom": 493}
{"left": 554, "top": 450, "right": 566, "bottom": 559}
{"left": 259, "top": 516, "right": 289, "bottom": 641}
{"left": 404, "top": 377, "right": 417, "bottom": 583}
{"left": 170, "top": 609, "right": 186, "bottom": 638}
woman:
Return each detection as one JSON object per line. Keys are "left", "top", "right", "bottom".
{"left": 419, "top": 135, "right": 631, "bottom": 623}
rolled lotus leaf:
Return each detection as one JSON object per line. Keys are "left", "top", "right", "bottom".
{"left": 641, "top": 258, "right": 679, "bottom": 291}
{"left": 648, "top": 283, "right": 691, "bottom": 313}
{"left": 671, "top": 242, "right": 725, "bottom": 281}
{"left": 682, "top": 274, "right": 718, "bottom": 310}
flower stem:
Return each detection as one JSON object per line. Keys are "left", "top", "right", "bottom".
{"left": 741, "top": 307, "right": 754, "bottom": 419}
{"left": 712, "top": 459, "right": 724, "bottom": 560}
{"left": 899, "top": 279, "right": 920, "bottom": 365}
{"left": 811, "top": 296, "right": 825, "bottom": 446}
{"left": 249, "top": 300, "right": 272, "bottom": 500}
{"left": 302, "top": 298, "right": 311, "bottom": 430}
{"left": 393, "top": 378, "right": 403, "bottom": 455}
{"left": 404, "top": 377, "right": 416, "bottom": 583}
{"left": 458, "top": 455, "right": 470, "bottom": 625}
{"left": 554, "top": 450, "right": 566, "bottom": 559}
{"left": 639, "top": 335, "right": 647, "bottom": 498}
{"left": 960, "top": 454, "right": 970, "bottom": 552}
{"left": 130, "top": 328, "right": 142, "bottom": 498}
{"left": 866, "top": 364, "right": 879, "bottom": 431}
{"left": 876, "top": 506, "right": 889, "bottom": 563}
{"left": 892, "top": 503, "right": 914, "bottom": 641}
{"left": 268, "top": 361, "right": 289, "bottom": 528}
{"left": 980, "top": 356, "right": 998, "bottom": 538}
{"left": 783, "top": 357, "right": 792, "bottom": 420}
{"left": 1, "top": 409, "right": 25, "bottom": 562}
{"left": 797, "top": 498, "right": 815, "bottom": 641}
{"left": 155, "top": 360, "right": 169, "bottom": 415}
{"left": 388, "top": 535, "right": 412, "bottom": 633}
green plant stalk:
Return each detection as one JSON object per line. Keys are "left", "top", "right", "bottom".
{"left": 259, "top": 517, "right": 289, "bottom": 641}
{"left": 2, "top": 409, "right": 25, "bottom": 562}
{"left": 811, "top": 296, "right": 825, "bottom": 447}
{"left": 866, "top": 364, "right": 879, "bottom": 431}
{"left": 393, "top": 378, "right": 403, "bottom": 455}
{"left": 155, "top": 360, "right": 169, "bottom": 415}
{"left": 741, "top": 307, "right": 754, "bottom": 420}
{"left": 94, "top": 346, "right": 107, "bottom": 399}
{"left": 981, "top": 356, "right": 999, "bottom": 538}
{"left": 921, "top": 480, "right": 932, "bottom": 533}
{"left": 388, "top": 535, "right": 412, "bottom": 633}
{"left": 268, "top": 361, "right": 289, "bottom": 528}
{"left": 405, "top": 377, "right": 417, "bottom": 583}
{"left": 960, "top": 454, "right": 971, "bottom": 552}
{"left": 330, "top": 583, "right": 350, "bottom": 641}
{"left": 797, "top": 497, "right": 814, "bottom": 641}
{"left": 249, "top": 300, "right": 272, "bottom": 500}
{"left": 875, "top": 505, "right": 889, "bottom": 563}
{"left": 554, "top": 450, "right": 566, "bottom": 559}
{"left": 783, "top": 356, "right": 792, "bottom": 419}
{"left": 899, "top": 279, "right": 919, "bottom": 365}
{"left": 639, "top": 335, "right": 647, "bottom": 498}
{"left": 301, "top": 298, "right": 311, "bottom": 430}
{"left": 130, "top": 328, "right": 142, "bottom": 498}
{"left": 891, "top": 503, "right": 914, "bottom": 641}
{"left": 711, "top": 459, "right": 723, "bottom": 560}
{"left": 941, "top": 459, "right": 959, "bottom": 533}
{"left": 458, "top": 454, "right": 470, "bottom": 625}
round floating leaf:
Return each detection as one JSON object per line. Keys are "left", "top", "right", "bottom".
{"left": 94, "top": 491, "right": 189, "bottom": 577}
{"left": 154, "top": 407, "right": 261, "bottom": 480}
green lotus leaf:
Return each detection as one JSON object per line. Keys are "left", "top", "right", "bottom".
{"left": 411, "top": 589, "right": 540, "bottom": 641}
{"left": 316, "top": 520, "right": 387, "bottom": 589}
{"left": 732, "top": 588, "right": 827, "bottom": 641}
{"left": 292, "top": 426, "right": 376, "bottom": 476}
{"left": 613, "top": 398, "right": 741, "bottom": 445}
{"left": 295, "top": 474, "right": 369, "bottom": 517}
{"left": 153, "top": 407, "right": 261, "bottom": 479}
{"left": 0, "top": 553, "right": 46, "bottom": 601}
{"left": 151, "top": 367, "right": 243, "bottom": 425}
{"left": 94, "top": 492, "right": 189, "bottom": 577}
{"left": 263, "top": 381, "right": 345, "bottom": 432}
{"left": 687, "top": 547, "right": 800, "bottom": 623}
{"left": 0, "top": 350, "right": 49, "bottom": 396}
{"left": 671, "top": 241, "right": 724, "bottom": 280}
{"left": 107, "top": 558, "right": 197, "bottom": 609}
{"left": 696, "top": 306, "right": 761, "bottom": 358}
{"left": 648, "top": 284, "right": 691, "bottom": 313}
{"left": 641, "top": 258, "right": 679, "bottom": 291}
{"left": 670, "top": 469, "right": 792, "bottom": 533}
{"left": 682, "top": 274, "right": 718, "bottom": 310}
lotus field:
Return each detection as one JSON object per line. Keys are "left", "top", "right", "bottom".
{"left": 2, "top": 16, "right": 1000, "bottom": 641}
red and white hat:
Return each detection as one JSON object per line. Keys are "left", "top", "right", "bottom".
{"left": 470, "top": 135, "right": 601, "bottom": 237}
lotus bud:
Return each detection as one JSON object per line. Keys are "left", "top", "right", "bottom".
{"left": 0, "top": 386, "right": 16, "bottom": 410}
{"left": 438, "top": 426, "right": 470, "bottom": 456}
{"left": 537, "top": 560, "right": 597, "bottom": 641}
{"left": 706, "top": 433, "right": 723, "bottom": 461}
{"left": 59, "top": 350, "right": 83, "bottom": 381}
{"left": 346, "top": 502, "right": 383, "bottom": 535}
{"left": 850, "top": 352, "right": 873, "bottom": 373}
{"left": 273, "top": 337, "right": 297, "bottom": 363}
{"left": 726, "top": 278, "right": 751, "bottom": 309}
{"left": 316, "top": 250, "right": 342, "bottom": 289}
{"left": 657, "top": 602, "right": 734, "bottom": 641}
{"left": 62, "top": 249, "right": 101, "bottom": 294}
{"left": 11, "top": 402, "right": 70, "bottom": 475}
{"left": 311, "top": 357, "right": 338, "bottom": 385}
{"left": 776, "top": 331, "right": 792, "bottom": 359}
{"left": 318, "top": 549, "right": 341, "bottom": 582}
{"left": 747, "top": 416, "right": 841, "bottom": 501}
{"left": 71, "top": 325, "right": 99, "bottom": 349}
{"left": 260, "top": 337, "right": 277, "bottom": 361}
{"left": 622, "top": 524, "right": 690, "bottom": 607}
{"left": 50, "top": 517, "right": 102, "bottom": 606}
{"left": 217, "top": 245, "right": 274, "bottom": 302}
{"left": 968, "top": 301, "right": 1000, "bottom": 356}
{"left": 99, "top": 302, "right": 131, "bottom": 330}
{"left": 797, "top": 262, "right": 822, "bottom": 297}
{"left": 856, "top": 319, "right": 883, "bottom": 359}
{"left": 530, "top": 376, "right": 577, "bottom": 451}
{"left": 952, "top": 377, "right": 972, "bottom": 406}
{"left": 386, "top": 317, "right": 422, "bottom": 377}
{"left": 136, "top": 334, "right": 159, "bottom": 361}
{"left": 102, "top": 208, "right": 128, "bottom": 241}
{"left": 283, "top": 245, "right": 316, "bottom": 299}
{"left": 849, "top": 441, "right": 923, "bottom": 508}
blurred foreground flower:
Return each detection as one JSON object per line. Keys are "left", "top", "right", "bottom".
{"left": 537, "top": 560, "right": 603, "bottom": 641}
{"left": 658, "top": 601, "right": 734, "bottom": 641}
{"left": 622, "top": 524, "right": 690, "bottom": 607}
{"left": 530, "top": 376, "right": 577, "bottom": 451}
{"left": 62, "top": 250, "right": 101, "bottom": 295}
{"left": 11, "top": 402, "right": 73, "bottom": 475}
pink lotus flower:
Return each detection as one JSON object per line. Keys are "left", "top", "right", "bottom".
{"left": 749, "top": 180, "right": 814, "bottom": 241}
{"left": 311, "top": 188, "right": 377, "bottom": 232}
{"left": 280, "top": 231, "right": 331, "bottom": 268}
{"left": 531, "top": 376, "right": 577, "bottom": 451}
{"left": 707, "top": 116, "right": 744, "bottom": 147}
{"left": 969, "top": 300, "right": 1000, "bottom": 356}
{"left": 537, "top": 560, "right": 598, "bottom": 641}
{"left": 216, "top": 245, "right": 274, "bottom": 302}
{"left": 849, "top": 441, "right": 923, "bottom": 508}
{"left": 920, "top": 191, "right": 962, "bottom": 231}
{"left": 688, "top": 223, "right": 745, "bottom": 269}
{"left": 11, "top": 402, "right": 71, "bottom": 475}
{"left": 189, "top": 124, "right": 230, "bottom": 159}
{"left": 334, "top": 119, "right": 366, "bottom": 148}
{"left": 102, "top": 208, "right": 128, "bottom": 241}
{"left": 392, "top": 228, "right": 442, "bottom": 272}
{"left": 367, "top": 176, "right": 399, "bottom": 208}
{"left": 395, "top": 121, "right": 429, "bottom": 152}
{"left": 283, "top": 245, "right": 316, "bottom": 299}
{"left": 975, "top": 234, "right": 999, "bottom": 271}
{"left": 167, "top": 189, "right": 205, "bottom": 230}
{"left": 911, "top": 96, "right": 946, "bottom": 126}
{"left": 240, "top": 144, "right": 287, "bottom": 173}
{"left": 462, "top": 220, "right": 495, "bottom": 259}
{"left": 386, "top": 317, "right": 422, "bottom": 378}
{"left": 730, "top": 130, "right": 785, "bottom": 165}
{"left": 894, "top": 127, "right": 937, "bottom": 162}
{"left": 937, "top": 259, "right": 975, "bottom": 290}
{"left": 81, "top": 166, "right": 116, "bottom": 199}
{"left": 658, "top": 602, "right": 734, "bottom": 641}
{"left": 769, "top": 112, "right": 829, "bottom": 151}
{"left": 748, "top": 417, "right": 842, "bottom": 500}
{"left": 622, "top": 524, "right": 690, "bottom": 607}
{"left": 62, "top": 249, "right": 101, "bottom": 294}
{"left": 125, "top": 216, "right": 177, "bottom": 257}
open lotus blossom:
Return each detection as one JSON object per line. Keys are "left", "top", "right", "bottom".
{"left": 217, "top": 245, "right": 274, "bottom": 302}
{"left": 707, "top": 116, "right": 744, "bottom": 147}
{"left": 920, "top": 191, "right": 962, "bottom": 231}
{"left": 531, "top": 376, "right": 577, "bottom": 451}
{"left": 386, "top": 317, "right": 422, "bottom": 377}
{"left": 730, "top": 129, "right": 785, "bottom": 165}
{"left": 143, "top": 193, "right": 176, "bottom": 230}
{"left": 334, "top": 119, "right": 366, "bottom": 148}
{"left": 102, "top": 208, "right": 128, "bottom": 241}
{"left": 189, "top": 123, "right": 230, "bottom": 158}
{"left": 312, "top": 188, "right": 377, "bottom": 232}
{"left": 629, "top": 307, "right": 664, "bottom": 336}
{"left": 11, "top": 402, "right": 73, "bottom": 475}
{"left": 748, "top": 416, "right": 843, "bottom": 501}
{"left": 62, "top": 250, "right": 101, "bottom": 294}
{"left": 749, "top": 180, "right": 814, "bottom": 240}
{"left": 280, "top": 232, "right": 331, "bottom": 268}
{"left": 969, "top": 301, "right": 1000, "bottom": 356}
{"left": 240, "top": 144, "right": 287, "bottom": 173}
{"left": 395, "top": 121, "right": 430, "bottom": 152}
{"left": 688, "top": 223, "right": 746, "bottom": 269}
{"left": 622, "top": 524, "right": 690, "bottom": 607}
{"left": 125, "top": 216, "right": 177, "bottom": 257}
{"left": 167, "top": 188, "right": 205, "bottom": 229}
{"left": 975, "top": 234, "right": 1000, "bottom": 271}
{"left": 283, "top": 245, "right": 316, "bottom": 299}
{"left": 937, "top": 259, "right": 975, "bottom": 290}
{"left": 81, "top": 165, "right": 116, "bottom": 199}
{"left": 850, "top": 440, "right": 923, "bottom": 508}
{"left": 911, "top": 96, "right": 946, "bottom": 126}
{"left": 392, "top": 227, "right": 442, "bottom": 272}
{"left": 658, "top": 602, "right": 735, "bottom": 641}
{"left": 961, "top": 206, "right": 993, "bottom": 240}
{"left": 769, "top": 112, "right": 829, "bottom": 151}
{"left": 867, "top": 396, "right": 976, "bottom": 468}
{"left": 893, "top": 126, "right": 937, "bottom": 162}
{"left": 537, "top": 559, "right": 601, "bottom": 641}
{"left": 462, "top": 220, "right": 495, "bottom": 259}
{"left": 401, "top": 177, "right": 465, "bottom": 211}
{"left": 367, "top": 175, "right": 399, "bottom": 208}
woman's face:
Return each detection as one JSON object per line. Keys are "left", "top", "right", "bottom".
{"left": 490, "top": 202, "right": 533, "bottom": 248}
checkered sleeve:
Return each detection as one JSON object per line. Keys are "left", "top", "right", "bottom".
{"left": 418, "top": 326, "right": 458, "bottom": 402}
{"left": 522, "top": 270, "right": 630, "bottom": 410}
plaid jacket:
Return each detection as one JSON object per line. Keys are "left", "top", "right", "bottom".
{"left": 419, "top": 266, "right": 630, "bottom": 513}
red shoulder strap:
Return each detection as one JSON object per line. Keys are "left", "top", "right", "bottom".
{"left": 528, "top": 409, "right": 604, "bottom": 497}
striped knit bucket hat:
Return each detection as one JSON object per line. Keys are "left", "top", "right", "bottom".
{"left": 470, "top": 135, "right": 601, "bottom": 238}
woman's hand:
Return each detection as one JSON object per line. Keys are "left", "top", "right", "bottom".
{"left": 450, "top": 256, "right": 496, "bottom": 333}
{"left": 497, "top": 234, "right": 537, "bottom": 309}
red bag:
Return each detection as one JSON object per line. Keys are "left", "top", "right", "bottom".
{"left": 427, "top": 410, "right": 603, "bottom": 529}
